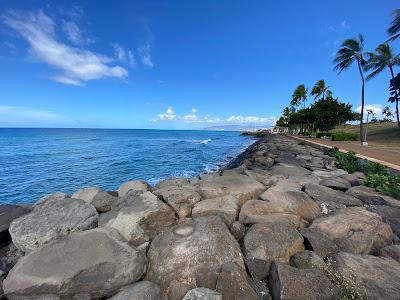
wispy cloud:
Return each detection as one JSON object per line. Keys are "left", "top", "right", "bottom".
{"left": 2, "top": 10, "right": 128, "bottom": 86}
{"left": 113, "top": 44, "right": 136, "bottom": 67}
{"left": 152, "top": 106, "right": 276, "bottom": 126}
{"left": 62, "top": 20, "right": 92, "bottom": 45}
{"left": 0, "top": 105, "right": 62, "bottom": 124}
{"left": 138, "top": 44, "right": 153, "bottom": 68}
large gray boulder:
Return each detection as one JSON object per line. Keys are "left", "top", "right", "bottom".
{"left": 9, "top": 197, "right": 98, "bottom": 253}
{"left": 319, "top": 176, "right": 351, "bottom": 191}
{"left": 379, "top": 245, "right": 400, "bottom": 263}
{"left": 303, "top": 183, "right": 362, "bottom": 213}
{"left": 299, "top": 228, "right": 339, "bottom": 258}
{"left": 367, "top": 205, "right": 400, "bottom": 237}
{"left": 310, "top": 207, "right": 393, "bottom": 254}
{"left": 183, "top": 288, "right": 222, "bottom": 300}
{"left": 153, "top": 185, "right": 201, "bottom": 218}
{"left": 270, "top": 164, "right": 311, "bottom": 177}
{"left": 346, "top": 185, "right": 388, "bottom": 205}
{"left": 243, "top": 221, "right": 304, "bottom": 280}
{"left": 3, "top": 229, "right": 147, "bottom": 299}
{"left": 118, "top": 180, "right": 151, "bottom": 197}
{"left": 260, "top": 182, "right": 320, "bottom": 222}
{"left": 192, "top": 195, "right": 239, "bottom": 225}
{"left": 154, "top": 177, "right": 190, "bottom": 190}
{"left": 72, "top": 187, "right": 117, "bottom": 212}
{"left": 109, "top": 281, "right": 167, "bottom": 300}
{"left": 99, "top": 190, "right": 176, "bottom": 247}
{"left": 34, "top": 192, "right": 69, "bottom": 207}
{"left": 0, "top": 205, "right": 31, "bottom": 237}
{"left": 145, "top": 216, "right": 245, "bottom": 291}
{"left": 332, "top": 252, "right": 400, "bottom": 300}
{"left": 269, "top": 262, "right": 339, "bottom": 300}
{"left": 289, "top": 250, "right": 326, "bottom": 270}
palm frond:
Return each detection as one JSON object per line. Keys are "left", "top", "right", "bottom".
{"left": 388, "top": 9, "right": 400, "bottom": 37}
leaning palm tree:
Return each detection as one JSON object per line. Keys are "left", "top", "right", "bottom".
{"left": 291, "top": 84, "right": 308, "bottom": 109}
{"left": 366, "top": 43, "right": 400, "bottom": 127}
{"left": 388, "top": 9, "right": 400, "bottom": 41}
{"left": 334, "top": 34, "right": 367, "bottom": 143}
{"left": 310, "top": 80, "right": 331, "bottom": 101}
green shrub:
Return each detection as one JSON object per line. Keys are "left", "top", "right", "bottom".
{"left": 335, "top": 151, "right": 359, "bottom": 173}
{"left": 331, "top": 132, "right": 359, "bottom": 141}
{"left": 316, "top": 132, "right": 332, "bottom": 138}
{"left": 365, "top": 174, "right": 400, "bottom": 199}
{"left": 361, "top": 160, "right": 389, "bottom": 176}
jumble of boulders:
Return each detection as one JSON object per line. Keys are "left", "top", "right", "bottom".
{"left": 0, "top": 134, "right": 400, "bottom": 299}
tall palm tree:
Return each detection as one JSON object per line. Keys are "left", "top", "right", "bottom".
{"left": 291, "top": 84, "right": 308, "bottom": 109}
{"left": 388, "top": 9, "right": 400, "bottom": 41}
{"left": 334, "top": 34, "right": 367, "bottom": 143}
{"left": 366, "top": 43, "right": 400, "bottom": 127}
{"left": 310, "top": 80, "right": 331, "bottom": 101}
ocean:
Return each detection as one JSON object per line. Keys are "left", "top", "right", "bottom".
{"left": 0, "top": 128, "right": 253, "bottom": 204}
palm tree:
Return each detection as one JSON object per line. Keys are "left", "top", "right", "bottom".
{"left": 366, "top": 43, "right": 400, "bottom": 127}
{"left": 310, "top": 80, "right": 331, "bottom": 101}
{"left": 291, "top": 84, "right": 308, "bottom": 109}
{"left": 334, "top": 34, "right": 367, "bottom": 143}
{"left": 388, "top": 9, "right": 400, "bottom": 41}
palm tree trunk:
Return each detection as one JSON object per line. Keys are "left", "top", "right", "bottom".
{"left": 357, "top": 60, "right": 366, "bottom": 143}
{"left": 389, "top": 67, "right": 400, "bottom": 128}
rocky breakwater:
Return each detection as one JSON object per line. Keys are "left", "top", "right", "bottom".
{"left": 0, "top": 134, "right": 400, "bottom": 299}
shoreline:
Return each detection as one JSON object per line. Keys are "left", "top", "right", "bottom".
{"left": 1, "top": 134, "right": 400, "bottom": 299}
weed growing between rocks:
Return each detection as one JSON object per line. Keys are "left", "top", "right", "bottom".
{"left": 322, "top": 258, "right": 367, "bottom": 300}
{"left": 365, "top": 173, "right": 400, "bottom": 199}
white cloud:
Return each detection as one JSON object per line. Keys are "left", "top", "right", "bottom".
{"left": 191, "top": 108, "right": 197, "bottom": 113}
{"left": 356, "top": 104, "right": 384, "bottom": 120}
{"left": 127, "top": 50, "right": 136, "bottom": 67}
{"left": 138, "top": 44, "right": 153, "bottom": 68}
{"left": 183, "top": 114, "right": 198, "bottom": 122}
{"left": 226, "top": 115, "right": 276, "bottom": 126}
{"left": 340, "top": 20, "right": 351, "bottom": 30}
{"left": 0, "top": 105, "right": 62, "bottom": 124}
{"left": 2, "top": 10, "right": 128, "bottom": 85}
{"left": 113, "top": 44, "right": 136, "bottom": 67}
{"left": 62, "top": 20, "right": 92, "bottom": 45}
{"left": 155, "top": 106, "right": 177, "bottom": 121}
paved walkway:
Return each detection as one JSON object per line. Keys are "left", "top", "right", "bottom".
{"left": 291, "top": 136, "right": 400, "bottom": 171}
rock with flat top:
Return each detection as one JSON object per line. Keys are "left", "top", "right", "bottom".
{"left": 72, "top": 187, "right": 117, "bottom": 212}
{"left": 270, "top": 164, "right": 311, "bottom": 177}
{"left": 243, "top": 221, "right": 304, "bottom": 280}
{"left": 99, "top": 190, "right": 175, "bottom": 247}
{"left": 3, "top": 228, "right": 147, "bottom": 299}
{"left": 183, "top": 288, "right": 222, "bottom": 300}
{"left": 299, "top": 227, "right": 339, "bottom": 258}
{"left": 192, "top": 195, "right": 239, "bottom": 225}
{"left": 379, "top": 245, "right": 400, "bottom": 263}
{"left": 332, "top": 252, "right": 400, "bottom": 300}
{"left": 269, "top": 262, "right": 339, "bottom": 300}
{"left": 320, "top": 176, "right": 351, "bottom": 191}
{"left": 153, "top": 185, "right": 201, "bottom": 218}
{"left": 340, "top": 172, "right": 365, "bottom": 186}
{"left": 310, "top": 207, "right": 393, "bottom": 254}
{"left": 9, "top": 197, "right": 98, "bottom": 253}
{"left": 109, "top": 281, "right": 167, "bottom": 300}
{"left": 118, "top": 180, "right": 151, "bottom": 197}
{"left": 34, "top": 192, "right": 69, "bottom": 207}
{"left": 346, "top": 185, "right": 387, "bottom": 205}
{"left": 367, "top": 205, "right": 400, "bottom": 237}
{"left": 154, "top": 177, "right": 189, "bottom": 190}
{"left": 312, "top": 169, "right": 347, "bottom": 178}
{"left": 289, "top": 250, "right": 325, "bottom": 270}
{"left": 145, "top": 216, "right": 245, "bottom": 291}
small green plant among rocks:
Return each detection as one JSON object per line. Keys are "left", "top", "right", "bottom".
{"left": 322, "top": 258, "right": 367, "bottom": 300}
{"left": 365, "top": 174, "right": 400, "bottom": 199}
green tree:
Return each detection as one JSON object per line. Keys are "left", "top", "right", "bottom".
{"left": 310, "top": 80, "right": 331, "bottom": 101}
{"left": 334, "top": 34, "right": 367, "bottom": 143}
{"left": 388, "top": 9, "right": 400, "bottom": 41}
{"left": 291, "top": 84, "right": 308, "bottom": 109}
{"left": 366, "top": 43, "right": 400, "bottom": 127}
{"left": 383, "top": 106, "right": 393, "bottom": 121}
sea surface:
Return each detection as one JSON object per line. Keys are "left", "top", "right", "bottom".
{"left": 0, "top": 128, "right": 253, "bottom": 204}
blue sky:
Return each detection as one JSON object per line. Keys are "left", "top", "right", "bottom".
{"left": 0, "top": 0, "right": 399, "bottom": 129}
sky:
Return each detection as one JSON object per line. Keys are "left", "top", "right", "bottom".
{"left": 0, "top": 0, "right": 399, "bottom": 129}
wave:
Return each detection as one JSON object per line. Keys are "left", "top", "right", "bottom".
{"left": 199, "top": 139, "right": 212, "bottom": 144}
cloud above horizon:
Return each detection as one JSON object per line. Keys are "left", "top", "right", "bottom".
{"left": 0, "top": 105, "right": 63, "bottom": 124}
{"left": 356, "top": 104, "right": 385, "bottom": 120}
{"left": 1, "top": 10, "right": 131, "bottom": 86}
{"left": 152, "top": 106, "right": 276, "bottom": 126}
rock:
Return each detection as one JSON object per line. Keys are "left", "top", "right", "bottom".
{"left": 99, "top": 190, "right": 175, "bottom": 247}
{"left": 299, "top": 228, "right": 339, "bottom": 258}
{"left": 260, "top": 183, "right": 320, "bottom": 222}
{"left": 289, "top": 250, "right": 325, "bottom": 270}
{"left": 183, "top": 288, "right": 222, "bottom": 300}
{"left": 382, "top": 195, "right": 400, "bottom": 209}
{"left": 310, "top": 207, "right": 393, "bottom": 254}
{"left": 269, "top": 262, "right": 339, "bottom": 300}
{"left": 192, "top": 195, "right": 239, "bottom": 225}
{"left": 72, "top": 187, "right": 117, "bottom": 212}
{"left": 167, "top": 280, "right": 195, "bottom": 300}
{"left": 109, "top": 281, "right": 167, "bottom": 300}
{"left": 229, "top": 221, "right": 245, "bottom": 241}
{"left": 275, "top": 152, "right": 306, "bottom": 165}
{"left": 195, "top": 268, "right": 218, "bottom": 290}
{"left": 216, "top": 262, "right": 258, "bottom": 300}
{"left": 379, "top": 245, "right": 400, "bottom": 262}
{"left": 9, "top": 197, "right": 98, "bottom": 253}
{"left": 3, "top": 229, "right": 147, "bottom": 299}
{"left": 320, "top": 176, "right": 351, "bottom": 191}
{"left": 254, "top": 156, "right": 274, "bottom": 168}
{"left": 367, "top": 205, "right": 400, "bottom": 237}
{"left": 340, "top": 172, "right": 365, "bottom": 186}
{"left": 332, "top": 252, "right": 400, "bottom": 300}
{"left": 34, "top": 192, "right": 69, "bottom": 207}
{"left": 270, "top": 164, "right": 311, "bottom": 177}
{"left": 312, "top": 169, "right": 348, "bottom": 178}
{"left": 118, "top": 180, "right": 151, "bottom": 197}
{"left": 243, "top": 222, "right": 304, "bottom": 280}
{"left": 346, "top": 185, "right": 388, "bottom": 205}
{"left": 0, "top": 205, "right": 31, "bottom": 240}
{"left": 244, "top": 168, "right": 279, "bottom": 187}
{"left": 239, "top": 200, "right": 305, "bottom": 227}
{"left": 154, "top": 177, "right": 190, "bottom": 190}
{"left": 303, "top": 183, "right": 362, "bottom": 213}
{"left": 154, "top": 185, "right": 201, "bottom": 218}
{"left": 145, "top": 216, "right": 245, "bottom": 290}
